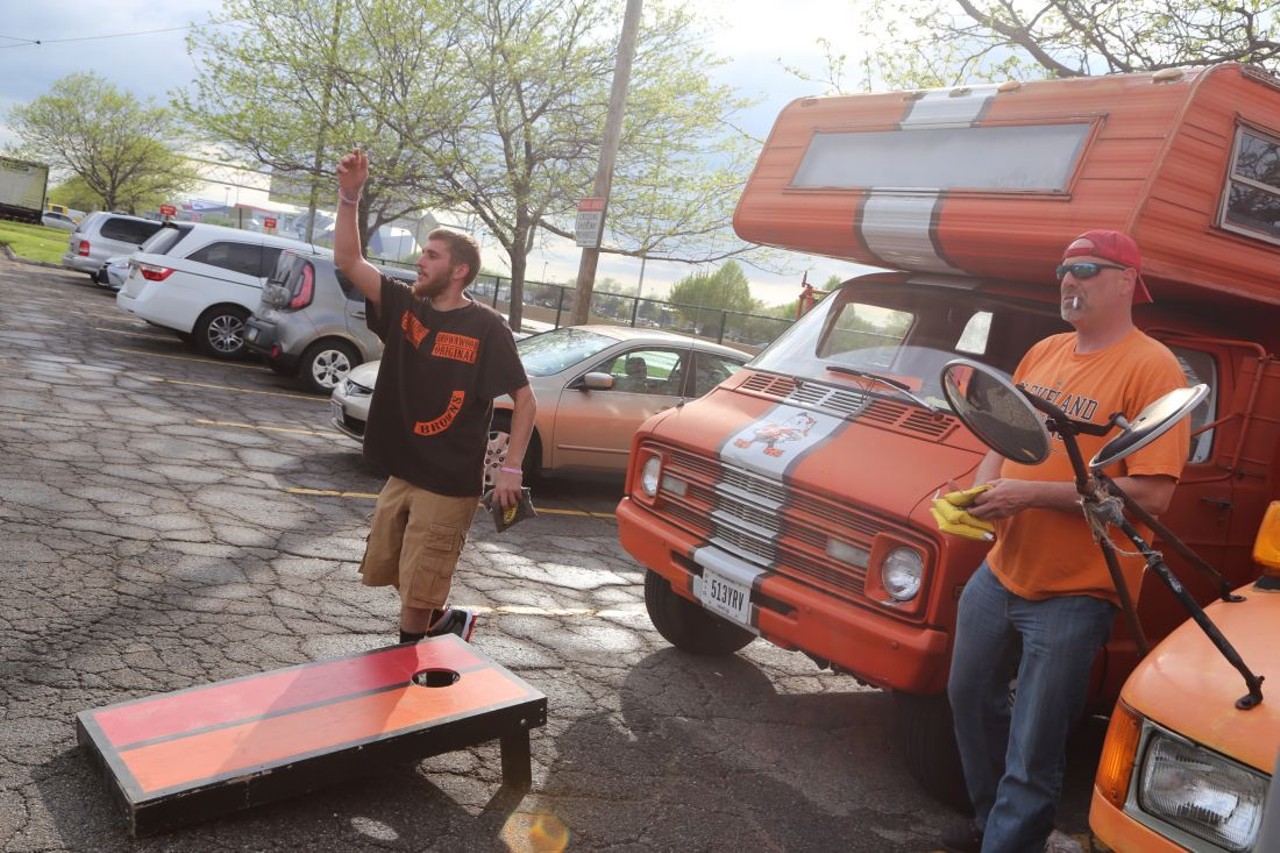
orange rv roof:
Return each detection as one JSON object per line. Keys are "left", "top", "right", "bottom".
{"left": 735, "top": 64, "right": 1280, "bottom": 306}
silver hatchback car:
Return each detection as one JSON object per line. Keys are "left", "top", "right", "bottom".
{"left": 245, "top": 251, "right": 415, "bottom": 394}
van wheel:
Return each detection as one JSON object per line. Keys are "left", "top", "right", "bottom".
{"left": 195, "top": 306, "right": 250, "bottom": 359}
{"left": 643, "top": 569, "right": 755, "bottom": 656}
{"left": 891, "top": 692, "right": 972, "bottom": 813}
{"left": 483, "top": 413, "right": 539, "bottom": 489}
{"left": 300, "top": 340, "right": 359, "bottom": 394}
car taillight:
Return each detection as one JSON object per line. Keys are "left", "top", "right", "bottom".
{"left": 288, "top": 264, "right": 315, "bottom": 310}
{"left": 138, "top": 263, "right": 175, "bottom": 282}
{"left": 77, "top": 240, "right": 90, "bottom": 257}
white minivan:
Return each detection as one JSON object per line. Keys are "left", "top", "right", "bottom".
{"left": 116, "top": 222, "right": 331, "bottom": 359}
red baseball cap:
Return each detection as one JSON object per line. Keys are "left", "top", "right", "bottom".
{"left": 1061, "top": 229, "right": 1152, "bottom": 304}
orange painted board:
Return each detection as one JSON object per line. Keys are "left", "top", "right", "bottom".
{"left": 89, "top": 640, "right": 484, "bottom": 748}
{"left": 76, "top": 636, "right": 547, "bottom": 835}
{"left": 122, "top": 666, "right": 531, "bottom": 795}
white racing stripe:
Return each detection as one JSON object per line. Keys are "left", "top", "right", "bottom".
{"left": 859, "top": 84, "right": 1001, "bottom": 275}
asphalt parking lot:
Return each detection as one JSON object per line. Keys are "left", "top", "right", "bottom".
{"left": 0, "top": 257, "right": 1102, "bottom": 852}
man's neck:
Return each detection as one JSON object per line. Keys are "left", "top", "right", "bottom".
{"left": 428, "top": 289, "right": 472, "bottom": 312}
{"left": 1074, "top": 320, "right": 1134, "bottom": 354}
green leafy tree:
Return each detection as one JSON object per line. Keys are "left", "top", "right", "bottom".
{"left": 6, "top": 73, "right": 198, "bottom": 213}
{"left": 667, "top": 260, "right": 762, "bottom": 335}
{"left": 845, "top": 0, "right": 1280, "bottom": 90}
{"left": 178, "top": 0, "right": 465, "bottom": 252}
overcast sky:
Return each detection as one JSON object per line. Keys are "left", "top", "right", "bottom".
{"left": 0, "top": 0, "right": 876, "bottom": 305}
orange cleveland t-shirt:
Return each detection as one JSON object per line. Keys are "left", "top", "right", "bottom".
{"left": 986, "top": 328, "right": 1190, "bottom": 606}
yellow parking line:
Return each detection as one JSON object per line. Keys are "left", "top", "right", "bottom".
{"left": 195, "top": 418, "right": 337, "bottom": 437}
{"left": 95, "top": 326, "right": 181, "bottom": 342}
{"left": 113, "top": 346, "right": 272, "bottom": 371}
{"left": 285, "top": 487, "right": 616, "bottom": 519}
{"left": 141, "top": 375, "right": 321, "bottom": 401}
{"left": 470, "top": 604, "right": 642, "bottom": 618}
{"left": 288, "top": 487, "right": 380, "bottom": 499}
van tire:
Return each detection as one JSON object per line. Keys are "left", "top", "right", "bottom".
{"left": 644, "top": 569, "right": 755, "bottom": 656}
{"left": 299, "top": 339, "right": 359, "bottom": 394}
{"left": 195, "top": 305, "right": 250, "bottom": 359}
{"left": 891, "top": 691, "right": 972, "bottom": 813}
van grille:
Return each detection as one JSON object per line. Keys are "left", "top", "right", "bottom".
{"left": 655, "top": 445, "right": 895, "bottom": 601}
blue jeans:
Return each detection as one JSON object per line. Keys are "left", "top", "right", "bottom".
{"left": 948, "top": 563, "right": 1117, "bottom": 853}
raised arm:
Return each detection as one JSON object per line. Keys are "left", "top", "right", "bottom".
{"left": 334, "top": 149, "right": 384, "bottom": 306}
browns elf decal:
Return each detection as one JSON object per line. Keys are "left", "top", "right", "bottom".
{"left": 413, "top": 390, "right": 467, "bottom": 436}
{"left": 400, "top": 311, "right": 429, "bottom": 348}
{"left": 433, "top": 333, "right": 480, "bottom": 364}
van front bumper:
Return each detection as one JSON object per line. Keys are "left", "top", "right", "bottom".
{"left": 617, "top": 496, "right": 951, "bottom": 694}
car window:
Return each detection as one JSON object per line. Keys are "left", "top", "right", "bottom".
{"left": 692, "top": 352, "right": 745, "bottom": 397}
{"left": 517, "top": 327, "right": 617, "bottom": 376}
{"left": 1169, "top": 346, "right": 1217, "bottom": 464}
{"left": 100, "top": 217, "right": 163, "bottom": 244}
{"left": 187, "top": 241, "right": 265, "bottom": 276}
{"left": 599, "top": 348, "right": 683, "bottom": 395}
{"left": 259, "top": 247, "right": 286, "bottom": 277}
{"left": 140, "top": 224, "right": 193, "bottom": 256}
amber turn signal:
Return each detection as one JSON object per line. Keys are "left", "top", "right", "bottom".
{"left": 1251, "top": 500, "right": 1280, "bottom": 578}
{"left": 1095, "top": 700, "right": 1143, "bottom": 809}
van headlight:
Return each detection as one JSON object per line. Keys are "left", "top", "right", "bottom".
{"left": 640, "top": 454, "right": 662, "bottom": 498}
{"left": 881, "top": 547, "right": 923, "bottom": 601}
{"left": 1137, "top": 732, "right": 1268, "bottom": 851}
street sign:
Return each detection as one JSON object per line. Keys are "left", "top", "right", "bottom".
{"left": 264, "top": 217, "right": 277, "bottom": 230}
{"left": 575, "top": 197, "right": 605, "bottom": 248}
{"left": 159, "top": 204, "right": 176, "bottom": 218}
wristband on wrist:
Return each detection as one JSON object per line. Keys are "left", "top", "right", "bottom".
{"left": 338, "top": 189, "right": 361, "bottom": 206}
{"left": 500, "top": 466, "right": 524, "bottom": 476}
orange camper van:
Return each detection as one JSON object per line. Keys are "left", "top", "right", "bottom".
{"left": 615, "top": 63, "right": 1280, "bottom": 805}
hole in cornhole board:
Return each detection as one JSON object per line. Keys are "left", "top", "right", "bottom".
{"left": 411, "top": 668, "right": 460, "bottom": 688}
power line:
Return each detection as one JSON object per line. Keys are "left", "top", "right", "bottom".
{"left": 0, "top": 21, "right": 240, "bottom": 49}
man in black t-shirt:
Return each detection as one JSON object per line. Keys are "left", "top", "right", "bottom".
{"left": 335, "top": 148, "right": 536, "bottom": 645}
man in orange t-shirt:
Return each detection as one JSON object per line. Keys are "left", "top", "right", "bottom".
{"left": 940, "top": 231, "right": 1189, "bottom": 853}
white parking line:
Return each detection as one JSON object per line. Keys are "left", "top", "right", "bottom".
{"left": 94, "top": 326, "right": 181, "bottom": 343}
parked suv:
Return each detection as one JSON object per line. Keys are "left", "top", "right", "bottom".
{"left": 62, "top": 212, "right": 164, "bottom": 283}
{"left": 116, "top": 222, "right": 330, "bottom": 359}
{"left": 245, "top": 251, "right": 414, "bottom": 393}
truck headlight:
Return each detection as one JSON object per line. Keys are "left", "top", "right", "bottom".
{"left": 1138, "top": 732, "right": 1268, "bottom": 851}
{"left": 881, "top": 547, "right": 923, "bottom": 601}
{"left": 640, "top": 454, "right": 662, "bottom": 498}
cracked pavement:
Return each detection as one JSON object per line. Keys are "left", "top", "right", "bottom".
{"left": 0, "top": 258, "right": 1100, "bottom": 851}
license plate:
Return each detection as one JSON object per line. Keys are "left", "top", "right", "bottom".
{"left": 246, "top": 326, "right": 258, "bottom": 343}
{"left": 696, "top": 568, "right": 751, "bottom": 625}
{"left": 331, "top": 399, "right": 344, "bottom": 424}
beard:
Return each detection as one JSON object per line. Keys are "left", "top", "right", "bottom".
{"left": 412, "top": 270, "right": 450, "bottom": 299}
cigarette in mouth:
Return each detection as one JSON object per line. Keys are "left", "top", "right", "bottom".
{"left": 1069, "top": 296, "right": 1081, "bottom": 310}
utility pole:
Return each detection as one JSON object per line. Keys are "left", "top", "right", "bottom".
{"left": 570, "top": 0, "right": 643, "bottom": 326}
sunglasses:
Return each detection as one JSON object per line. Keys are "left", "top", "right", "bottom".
{"left": 1056, "top": 262, "right": 1128, "bottom": 280}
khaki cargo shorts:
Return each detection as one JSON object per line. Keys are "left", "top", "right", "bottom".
{"left": 359, "top": 476, "right": 477, "bottom": 610}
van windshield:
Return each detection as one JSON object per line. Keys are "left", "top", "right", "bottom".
{"left": 753, "top": 280, "right": 1068, "bottom": 408}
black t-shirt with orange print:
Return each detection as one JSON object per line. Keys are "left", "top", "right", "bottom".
{"left": 363, "top": 275, "right": 528, "bottom": 497}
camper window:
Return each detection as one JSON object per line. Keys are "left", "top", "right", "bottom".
{"left": 791, "top": 123, "right": 1092, "bottom": 193}
{"left": 1221, "top": 126, "right": 1280, "bottom": 244}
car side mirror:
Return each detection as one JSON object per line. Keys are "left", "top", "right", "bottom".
{"left": 579, "top": 372, "right": 615, "bottom": 391}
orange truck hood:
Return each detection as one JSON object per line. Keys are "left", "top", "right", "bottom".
{"left": 643, "top": 375, "right": 990, "bottom": 521}
{"left": 1120, "top": 582, "right": 1280, "bottom": 773}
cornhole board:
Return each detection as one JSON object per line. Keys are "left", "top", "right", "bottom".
{"left": 76, "top": 636, "right": 547, "bottom": 837}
